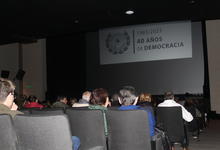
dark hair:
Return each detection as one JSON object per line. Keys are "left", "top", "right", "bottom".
{"left": 56, "top": 96, "right": 67, "bottom": 102}
{"left": 119, "top": 87, "right": 136, "bottom": 105}
{"left": 164, "top": 91, "right": 174, "bottom": 100}
{"left": 91, "top": 88, "right": 108, "bottom": 105}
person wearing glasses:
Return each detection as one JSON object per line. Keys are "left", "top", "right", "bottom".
{"left": 0, "top": 78, "right": 23, "bottom": 117}
{"left": 0, "top": 78, "right": 81, "bottom": 150}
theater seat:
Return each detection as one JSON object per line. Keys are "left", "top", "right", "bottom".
{"left": 0, "top": 114, "right": 17, "bottom": 150}
{"left": 31, "top": 108, "right": 65, "bottom": 115}
{"left": 106, "top": 109, "right": 152, "bottom": 150}
{"left": 14, "top": 114, "right": 73, "bottom": 150}
{"left": 66, "top": 109, "right": 107, "bottom": 150}
{"left": 156, "top": 107, "right": 188, "bottom": 148}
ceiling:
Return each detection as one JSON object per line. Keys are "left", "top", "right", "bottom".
{"left": 0, "top": 0, "right": 220, "bottom": 44}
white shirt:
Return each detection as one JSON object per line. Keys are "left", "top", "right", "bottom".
{"left": 158, "top": 99, "right": 193, "bottom": 122}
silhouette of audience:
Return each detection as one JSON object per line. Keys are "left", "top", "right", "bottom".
{"left": 23, "top": 95, "right": 44, "bottom": 109}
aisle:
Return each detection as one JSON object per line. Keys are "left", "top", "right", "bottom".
{"left": 174, "top": 120, "right": 220, "bottom": 150}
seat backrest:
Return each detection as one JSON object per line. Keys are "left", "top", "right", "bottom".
{"left": 106, "top": 109, "right": 152, "bottom": 150}
{"left": 19, "top": 109, "right": 31, "bottom": 114}
{"left": 156, "top": 107, "right": 186, "bottom": 144}
{"left": 31, "top": 109, "right": 65, "bottom": 115}
{"left": 68, "top": 107, "right": 89, "bottom": 110}
{"left": 0, "top": 114, "right": 17, "bottom": 150}
{"left": 19, "top": 107, "right": 41, "bottom": 114}
{"left": 66, "top": 109, "right": 107, "bottom": 150}
{"left": 14, "top": 114, "right": 72, "bottom": 150}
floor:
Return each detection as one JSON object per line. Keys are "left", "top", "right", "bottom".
{"left": 173, "top": 119, "right": 220, "bottom": 150}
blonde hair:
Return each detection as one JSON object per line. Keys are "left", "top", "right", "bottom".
{"left": 139, "top": 93, "right": 151, "bottom": 102}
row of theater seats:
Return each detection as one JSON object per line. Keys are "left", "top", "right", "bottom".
{"left": 1, "top": 108, "right": 160, "bottom": 150}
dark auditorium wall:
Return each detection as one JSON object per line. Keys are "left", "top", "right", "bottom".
{"left": 46, "top": 33, "right": 86, "bottom": 101}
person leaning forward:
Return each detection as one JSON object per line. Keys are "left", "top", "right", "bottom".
{"left": 0, "top": 78, "right": 23, "bottom": 118}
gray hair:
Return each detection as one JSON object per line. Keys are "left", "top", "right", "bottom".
{"left": 119, "top": 88, "right": 137, "bottom": 105}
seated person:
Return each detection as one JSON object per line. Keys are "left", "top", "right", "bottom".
{"left": 0, "top": 78, "right": 23, "bottom": 117}
{"left": 23, "top": 95, "right": 44, "bottom": 109}
{"left": 110, "top": 93, "right": 120, "bottom": 107}
{"left": 158, "top": 91, "right": 193, "bottom": 150}
{"left": 68, "top": 97, "right": 77, "bottom": 107}
{"left": 0, "top": 78, "right": 80, "bottom": 150}
{"left": 138, "top": 93, "right": 154, "bottom": 114}
{"left": 184, "top": 98, "right": 201, "bottom": 139}
{"left": 73, "top": 91, "right": 91, "bottom": 107}
{"left": 52, "top": 96, "right": 70, "bottom": 108}
{"left": 158, "top": 91, "right": 193, "bottom": 122}
{"left": 118, "top": 86, "right": 155, "bottom": 137}
{"left": 88, "top": 88, "right": 110, "bottom": 136}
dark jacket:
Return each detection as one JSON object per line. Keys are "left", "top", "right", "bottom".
{"left": 0, "top": 104, "right": 23, "bottom": 118}
{"left": 52, "top": 101, "right": 69, "bottom": 108}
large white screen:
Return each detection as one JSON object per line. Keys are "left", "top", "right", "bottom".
{"left": 99, "top": 21, "right": 192, "bottom": 64}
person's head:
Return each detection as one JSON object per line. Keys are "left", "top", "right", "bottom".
{"left": 57, "top": 96, "right": 68, "bottom": 104}
{"left": 0, "top": 78, "right": 16, "bottom": 108}
{"left": 164, "top": 91, "right": 174, "bottom": 100}
{"left": 69, "top": 97, "right": 77, "bottom": 105}
{"left": 91, "top": 88, "right": 109, "bottom": 107}
{"left": 139, "top": 93, "right": 152, "bottom": 103}
{"left": 118, "top": 87, "right": 138, "bottom": 106}
{"left": 184, "top": 98, "right": 194, "bottom": 107}
{"left": 28, "top": 95, "right": 38, "bottom": 102}
{"left": 82, "top": 91, "right": 91, "bottom": 101}
{"left": 122, "top": 85, "right": 136, "bottom": 95}
{"left": 110, "top": 93, "right": 120, "bottom": 106}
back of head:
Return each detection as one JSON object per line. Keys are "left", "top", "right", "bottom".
{"left": 122, "top": 85, "right": 136, "bottom": 95}
{"left": 56, "top": 96, "right": 66, "bottom": 101}
{"left": 139, "top": 93, "right": 151, "bottom": 103}
{"left": 119, "top": 87, "right": 137, "bottom": 105}
{"left": 91, "top": 88, "right": 108, "bottom": 105}
{"left": 110, "top": 93, "right": 120, "bottom": 106}
{"left": 56, "top": 95, "right": 68, "bottom": 104}
{"left": 82, "top": 91, "right": 91, "bottom": 101}
{"left": 164, "top": 91, "right": 174, "bottom": 100}
{"left": 0, "top": 78, "right": 15, "bottom": 103}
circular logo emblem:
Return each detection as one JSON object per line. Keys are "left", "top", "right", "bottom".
{"left": 105, "top": 32, "right": 130, "bottom": 54}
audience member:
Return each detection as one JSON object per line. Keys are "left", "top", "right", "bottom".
{"left": 0, "top": 78, "right": 23, "bottom": 117}
{"left": 110, "top": 93, "right": 120, "bottom": 107}
{"left": 158, "top": 91, "right": 193, "bottom": 122}
{"left": 118, "top": 87, "right": 155, "bottom": 137}
{"left": 157, "top": 91, "right": 193, "bottom": 150}
{"left": 52, "top": 96, "right": 70, "bottom": 108}
{"left": 0, "top": 78, "right": 80, "bottom": 150}
{"left": 68, "top": 97, "right": 77, "bottom": 107}
{"left": 53, "top": 95, "right": 81, "bottom": 150}
{"left": 184, "top": 98, "right": 201, "bottom": 139}
{"left": 138, "top": 93, "right": 154, "bottom": 114}
{"left": 89, "top": 88, "right": 110, "bottom": 136}
{"left": 176, "top": 96, "right": 186, "bottom": 106}
{"left": 23, "top": 95, "right": 44, "bottom": 109}
{"left": 73, "top": 91, "right": 91, "bottom": 107}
